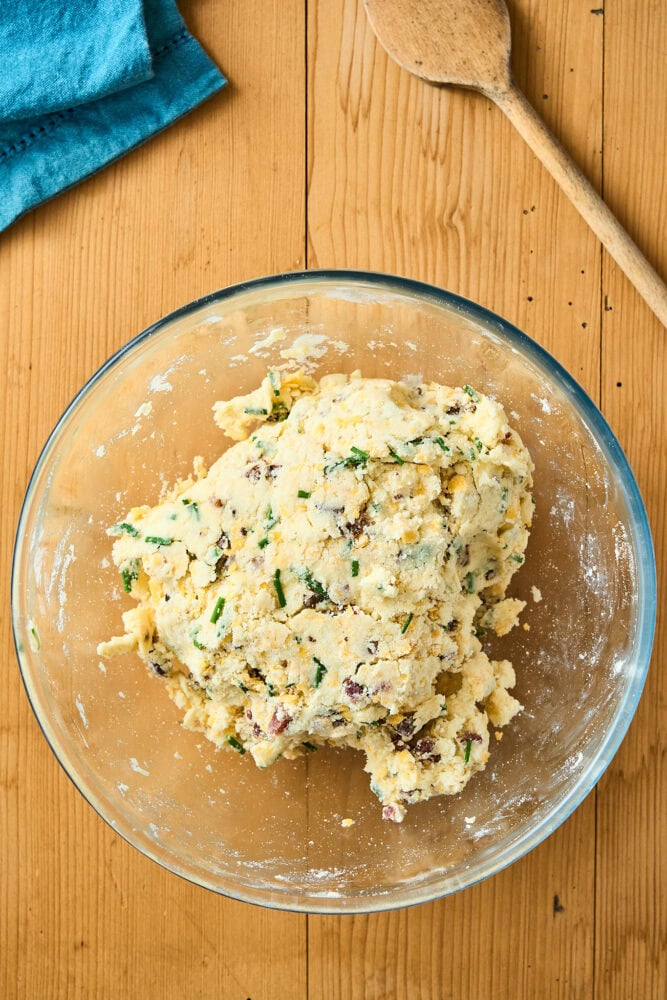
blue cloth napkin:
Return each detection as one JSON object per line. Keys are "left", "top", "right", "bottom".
{"left": 0, "top": 0, "right": 226, "bottom": 231}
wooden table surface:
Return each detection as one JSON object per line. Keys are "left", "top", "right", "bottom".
{"left": 2, "top": 1, "right": 665, "bottom": 997}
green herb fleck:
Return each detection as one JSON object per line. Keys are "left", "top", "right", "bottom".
{"left": 268, "top": 399, "right": 289, "bottom": 422}
{"left": 267, "top": 682, "right": 276, "bottom": 697}
{"left": 120, "top": 559, "right": 139, "bottom": 593}
{"left": 303, "top": 741, "right": 318, "bottom": 752}
{"left": 464, "top": 572, "right": 475, "bottom": 594}
{"left": 182, "top": 499, "right": 200, "bottom": 519}
{"left": 243, "top": 406, "right": 268, "bottom": 415}
{"left": 145, "top": 536, "right": 172, "bottom": 546}
{"left": 463, "top": 384, "right": 479, "bottom": 402}
{"left": 258, "top": 537, "right": 269, "bottom": 549}
{"left": 238, "top": 681, "right": 248, "bottom": 693}
{"left": 226, "top": 735, "right": 246, "bottom": 755}
{"left": 401, "top": 613, "right": 414, "bottom": 634}
{"left": 265, "top": 506, "right": 278, "bottom": 530}
{"left": 297, "top": 490, "right": 311, "bottom": 499}
{"left": 464, "top": 738, "right": 472, "bottom": 764}
{"left": 210, "top": 596, "right": 225, "bottom": 624}
{"left": 268, "top": 371, "right": 281, "bottom": 396}
{"left": 325, "top": 445, "right": 371, "bottom": 474}
{"left": 193, "top": 638, "right": 205, "bottom": 651}
{"left": 474, "top": 437, "right": 484, "bottom": 453}
{"left": 408, "top": 436, "right": 423, "bottom": 445}
{"left": 302, "top": 569, "right": 329, "bottom": 600}
{"left": 29, "top": 626, "right": 41, "bottom": 651}
{"left": 474, "top": 627, "right": 486, "bottom": 639}
{"left": 512, "top": 554, "right": 525, "bottom": 564}
{"left": 313, "top": 657, "right": 327, "bottom": 687}
{"left": 273, "top": 568, "right": 286, "bottom": 608}
{"left": 351, "top": 560, "right": 359, "bottom": 578}
{"left": 440, "top": 701, "right": 447, "bottom": 714}
{"left": 387, "top": 444, "right": 405, "bottom": 465}
{"left": 500, "top": 486, "right": 509, "bottom": 513}
{"left": 469, "top": 448, "right": 477, "bottom": 462}
{"left": 434, "top": 437, "right": 450, "bottom": 453}
{"left": 112, "top": 521, "right": 138, "bottom": 537}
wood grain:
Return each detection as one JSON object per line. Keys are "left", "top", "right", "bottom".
{"left": 596, "top": 2, "right": 667, "bottom": 997}
{"left": 307, "top": 2, "right": 602, "bottom": 996}
{"left": 1, "top": 0, "right": 665, "bottom": 997}
{"left": 0, "top": 3, "right": 307, "bottom": 999}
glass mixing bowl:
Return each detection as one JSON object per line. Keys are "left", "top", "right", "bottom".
{"left": 12, "top": 271, "right": 656, "bottom": 913}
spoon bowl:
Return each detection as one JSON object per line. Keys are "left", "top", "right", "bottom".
{"left": 364, "top": 0, "right": 667, "bottom": 327}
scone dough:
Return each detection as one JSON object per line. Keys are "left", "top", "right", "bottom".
{"left": 99, "top": 372, "right": 533, "bottom": 822}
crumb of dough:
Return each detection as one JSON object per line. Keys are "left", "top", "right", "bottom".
{"left": 531, "top": 585, "right": 542, "bottom": 603}
{"left": 99, "top": 372, "right": 534, "bottom": 822}
{"left": 341, "top": 818, "right": 356, "bottom": 828}
{"left": 494, "top": 731, "right": 504, "bottom": 741}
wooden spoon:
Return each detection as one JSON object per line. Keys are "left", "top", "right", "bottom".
{"left": 364, "top": 0, "right": 667, "bottom": 327}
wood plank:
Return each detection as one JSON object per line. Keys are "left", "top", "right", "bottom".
{"left": 596, "top": 2, "right": 667, "bottom": 997}
{"left": 0, "top": 2, "right": 307, "bottom": 998}
{"left": 307, "top": 0, "right": 602, "bottom": 996}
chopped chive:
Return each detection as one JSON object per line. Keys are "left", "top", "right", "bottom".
{"left": 464, "top": 738, "right": 472, "bottom": 764}
{"left": 351, "top": 560, "right": 359, "bottom": 578}
{"left": 285, "top": 682, "right": 296, "bottom": 689}
{"left": 474, "top": 437, "right": 484, "bottom": 452}
{"left": 265, "top": 506, "right": 278, "bottom": 530}
{"left": 401, "top": 612, "right": 414, "bottom": 634}
{"left": 302, "top": 569, "right": 329, "bottom": 599}
{"left": 145, "top": 536, "right": 172, "bottom": 546}
{"left": 182, "top": 499, "right": 200, "bottom": 518}
{"left": 269, "top": 399, "right": 289, "bottom": 422}
{"left": 474, "top": 627, "right": 486, "bottom": 638}
{"left": 243, "top": 406, "right": 268, "bottom": 415}
{"left": 29, "top": 626, "right": 41, "bottom": 651}
{"left": 112, "top": 521, "right": 138, "bottom": 537}
{"left": 468, "top": 448, "right": 477, "bottom": 462}
{"left": 238, "top": 681, "right": 248, "bottom": 693}
{"left": 267, "top": 682, "right": 276, "bottom": 697}
{"left": 268, "top": 371, "right": 281, "bottom": 396}
{"left": 500, "top": 486, "right": 509, "bottom": 513}
{"left": 297, "top": 489, "right": 311, "bottom": 499}
{"left": 303, "top": 741, "right": 318, "bottom": 752}
{"left": 258, "top": 537, "right": 269, "bottom": 549}
{"left": 463, "top": 384, "right": 479, "bottom": 402}
{"left": 440, "top": 701, "right": 447, "bottom": 714}
{"left": 512, "top": 554, "right": 525, "bottom": 564}
{"left": 408, "top": 436, "right": 423, "bottom": 445}
{"left": 273, "top": 568, "right": 286, "bottom": 607}
{"left": 324, "top": 446, "right": 370, "bottom": 475}
{"left": 226, "top": 735, "right": 245, "bottom": 755}
{"left": 464, "top": 572, "right": 475, "bottom": 593}
{"left": 193, "top": 638, "right": 205, "bottom": 651}
{"left": 313, "top": 657, "right": 327, "bottom": 687}
{"left": 387, "top": 444, "right": 405, "bottom": 465}
{"left": 120, "top": 559, "right": 139, "bottom": 593}
{"left": 210, "top": 596, "right": 225, "bottom": 623}
{"left": 434, "top": 437, "right": 450, "bottom": 453}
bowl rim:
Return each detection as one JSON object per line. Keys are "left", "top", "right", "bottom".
{"left": 12, "top": 268, "right": 657, "bottom": 914}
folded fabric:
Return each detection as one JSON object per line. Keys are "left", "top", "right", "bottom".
{"left": 0, "top": 0, "right": 226, "bottom": 232}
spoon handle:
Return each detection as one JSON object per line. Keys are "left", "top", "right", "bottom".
{"left": 495, "top": 82, "right": 667, "bottom": 327}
